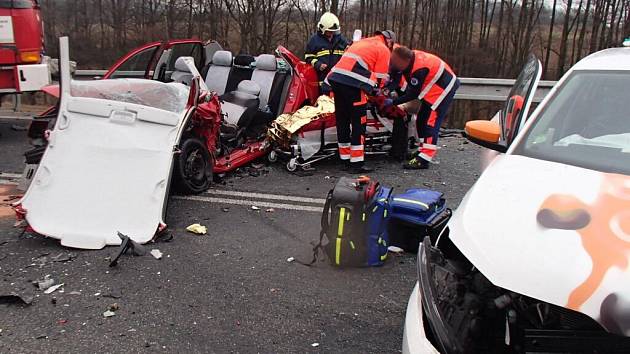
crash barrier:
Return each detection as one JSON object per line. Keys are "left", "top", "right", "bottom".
{"left": 72, "top": 70, "right": 556, "bottom": 103}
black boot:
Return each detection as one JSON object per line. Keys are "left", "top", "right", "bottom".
{"left": 349, "top": 162, "right": 374, "bottom": 174}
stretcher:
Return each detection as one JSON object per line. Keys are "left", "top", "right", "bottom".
{"left": 267, "top": 95, "right": 416, "bottom": 171}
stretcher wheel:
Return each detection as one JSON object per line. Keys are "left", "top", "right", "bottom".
{"left": 268, "top": 150, "right": 278, "bottom": 163}
{"left": 286, "top": 158, "right": 298, "bottom": 172}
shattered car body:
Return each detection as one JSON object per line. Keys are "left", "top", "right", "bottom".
{"left": 15, "top": 38, "right": 212, "bottom": 249}
{"left": 403, "top": 49, "right": 630, "bottom": 353}
{"left": 31, "top": 40, "right": 321, "bottom": 183}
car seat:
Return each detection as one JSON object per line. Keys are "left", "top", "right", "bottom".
{"left": 171, "top": 57, "right": 194, "bottom": 86}
{"left": 205, "top": 50, "right": 233, "bottom": 95}
{"left": 220, "top": 80, "right": 262, "bottom": 146}
{"left": 225, "top": 54, "right": 255, "bottom": 93}
{"left": 251, "top": 54, "right": 278, "bottom": 110}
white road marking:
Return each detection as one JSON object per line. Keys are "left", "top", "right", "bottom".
{"left": 0, "top": 173, "right": 21, "bottom": 179}
{"left": 206, "top": 189, "right": 326, "bottom": 205}
{"left": 173, "top": 195, "right": 323, "bottom": 213}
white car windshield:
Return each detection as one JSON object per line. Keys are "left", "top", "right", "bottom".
{"left": 514, "top": 71, "right": 630, "bottom": 175}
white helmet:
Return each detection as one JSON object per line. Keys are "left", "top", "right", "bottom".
{"left": 318, "top": 12, "right": 340, "bottom": 33}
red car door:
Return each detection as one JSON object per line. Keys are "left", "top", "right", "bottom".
{"left": 104, "top": 40, "right": 205, "bottom": 81}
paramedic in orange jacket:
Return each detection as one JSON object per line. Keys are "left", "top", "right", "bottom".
{"left": 387, "top": 45, "right": 460, "bottom": 169}
{"left": 326, "top": 30, "right": 395, "bottom": 173}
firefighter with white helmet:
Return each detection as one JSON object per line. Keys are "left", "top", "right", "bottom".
{"left": 305, "top": 12, "right": 349, "bottom": 94}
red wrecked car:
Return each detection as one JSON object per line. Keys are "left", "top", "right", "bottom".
{"left": 26, "top": 39, "right": 320, "bottom": 194}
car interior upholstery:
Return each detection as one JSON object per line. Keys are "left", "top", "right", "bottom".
{"left": 205, "top": 50, "right": 233, "bottom": 95}
{"left": 197, "top": 50, "right": 294, "bottom": 145}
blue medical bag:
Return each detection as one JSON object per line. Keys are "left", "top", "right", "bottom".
{"left": 387, "top": 188, "right": 451, "bottom": 252}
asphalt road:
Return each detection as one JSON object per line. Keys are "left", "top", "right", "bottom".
{"left": 0, "top": 116, "right": 483, "bottom": 353}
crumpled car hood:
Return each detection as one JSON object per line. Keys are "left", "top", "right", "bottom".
{"left": 450, "top": 154, "right": 630, "bottom": 334}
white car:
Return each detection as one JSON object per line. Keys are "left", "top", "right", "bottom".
{"left": 403, "top": 47, "right": 630, "bottom": 353}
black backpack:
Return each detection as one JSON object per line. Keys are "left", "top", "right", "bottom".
{"left": 319, "top": 177, "right": 379, "bottom": 267}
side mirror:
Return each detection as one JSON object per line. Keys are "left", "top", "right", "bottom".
{"left": 464, "top": 120, "right": 507, "bottom": 153}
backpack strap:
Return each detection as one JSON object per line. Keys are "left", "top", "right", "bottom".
{"left": 295, "top": 190, "right": 333, "bottom": 266}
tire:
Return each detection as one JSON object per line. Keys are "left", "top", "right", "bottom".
{"left": 172, "top": 137, "right": 212, "bottom": 195}
{"left": 286, "top": 158, "right": 298, "bottom": 172}
{"left": 268, "top": 150, "right": 278, "bottom": 163}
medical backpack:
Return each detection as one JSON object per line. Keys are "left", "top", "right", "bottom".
{"left": 319, "top": 177, "right": 391, "bottom": 267}
{"left": 387, "top": 188, "right": 452, "bottom": 253}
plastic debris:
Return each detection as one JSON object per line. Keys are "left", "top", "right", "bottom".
{"left": 103, "top": 310, "right": 116, "bottom": 318}
{"left": 311, "top": 343, "right": 320, "bottom": 347}
{"left": 36, "top": 278, "right": 55, "bottom": 291}
{"left": 186, "top": 223, "right": 207, "bottom": 235}
{"left": 287, "top": 257, "right": 295, "bottom": 263}
{"left": 150, "top": 249, "right": 163, "bottom": 260}
{"left": 251, "top": 205, "right": 260, "bottom": 211}
{"left": 109, "top": 232, "right": 147, "bottom": 267}
{"left": 266, "top": 208, "right": 275, "bottom": 213}
{"left": 387, "top": 246, "right": 404, "bottom": 254}
{"left": 44, "top": 283, "right": 64, "bottom": 294}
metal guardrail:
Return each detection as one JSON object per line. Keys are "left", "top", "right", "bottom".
{"left": 72, "top": 69, "right": 556, "bottom": 103}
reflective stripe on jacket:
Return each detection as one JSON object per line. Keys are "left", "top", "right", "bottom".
{"left": 326, "top": 35, "right": 391, "bottom": 93}
{"left": 304, "top": 32, "right": 349, "bottom": 81}
{"left": 406, "top": 50, "right": 457, "bottom": 110}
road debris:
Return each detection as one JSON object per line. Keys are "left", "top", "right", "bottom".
{"left": 103, "top": 289, "right": 122, "bottom": 299}
{"left": 35, "top": 277, "right": 55, "bottom": 291}
{"left": 109, "top": 232, "right": 147, "bottom": 267}
{"left": 265, "top": 208, "right": 275, "bottom": 213}
{"left": 222, "top": 207, "right": 230, "bottom": 212}
{"left": 287, "top": 257, "right": 295, "bottom": 263}
{"left": 109, "top": 303, "right": 120, "bottom": 311}
{"left": 251, "top": 205, "right": 260, "bottom": 211}
{"left": 186, "top": 223, "right": 207, "bottom": 235}
{"left": 311, "top": 342, "right": 320, "bottom": 347}
{"left": 44, "top": 284, "right": 64, "bottom": 294}
{"left": 0, "top": 292, "right": 34, "bottom": 305}
{"left": 103, "top": 310, "right": 116, "bottom": 318}
{"left": 150, "top": 249, "right": 163, "bottom": 260}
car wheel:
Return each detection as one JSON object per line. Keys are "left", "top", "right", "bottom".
{"left": 173, "top": 137, "right": 212, "bottom": 195}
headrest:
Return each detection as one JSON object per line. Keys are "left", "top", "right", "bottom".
{"left": 237, "top": 80, "right": 261, "bottom": 96}
{"left": 234, "top": 91, "right": 259, "bottom": 101}
{"left": 255, "top": 54, "right": 277, "bottom": 71}
{"left": 174, "top": 57, "right": 192, "bottom": 73}
{"left": 212, "top": 51, "right": 233, "bottom": 66}
{"left": 233, "top": 54, "right": 255, "bottom": 67}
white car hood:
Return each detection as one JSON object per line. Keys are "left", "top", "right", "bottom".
{"left": 450, "top": 154, "right": 630, "bottom": 333}
{"left": 19, "top": 79, "right": 191, "bottom": 249}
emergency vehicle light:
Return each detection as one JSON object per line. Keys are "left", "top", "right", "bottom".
{"left": 19, "top": 51, "right": 41, "bottom": 63}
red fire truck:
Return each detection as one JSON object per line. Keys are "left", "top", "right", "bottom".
{"left": 0, "top": 0, "right": 49, "bottom": 95}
